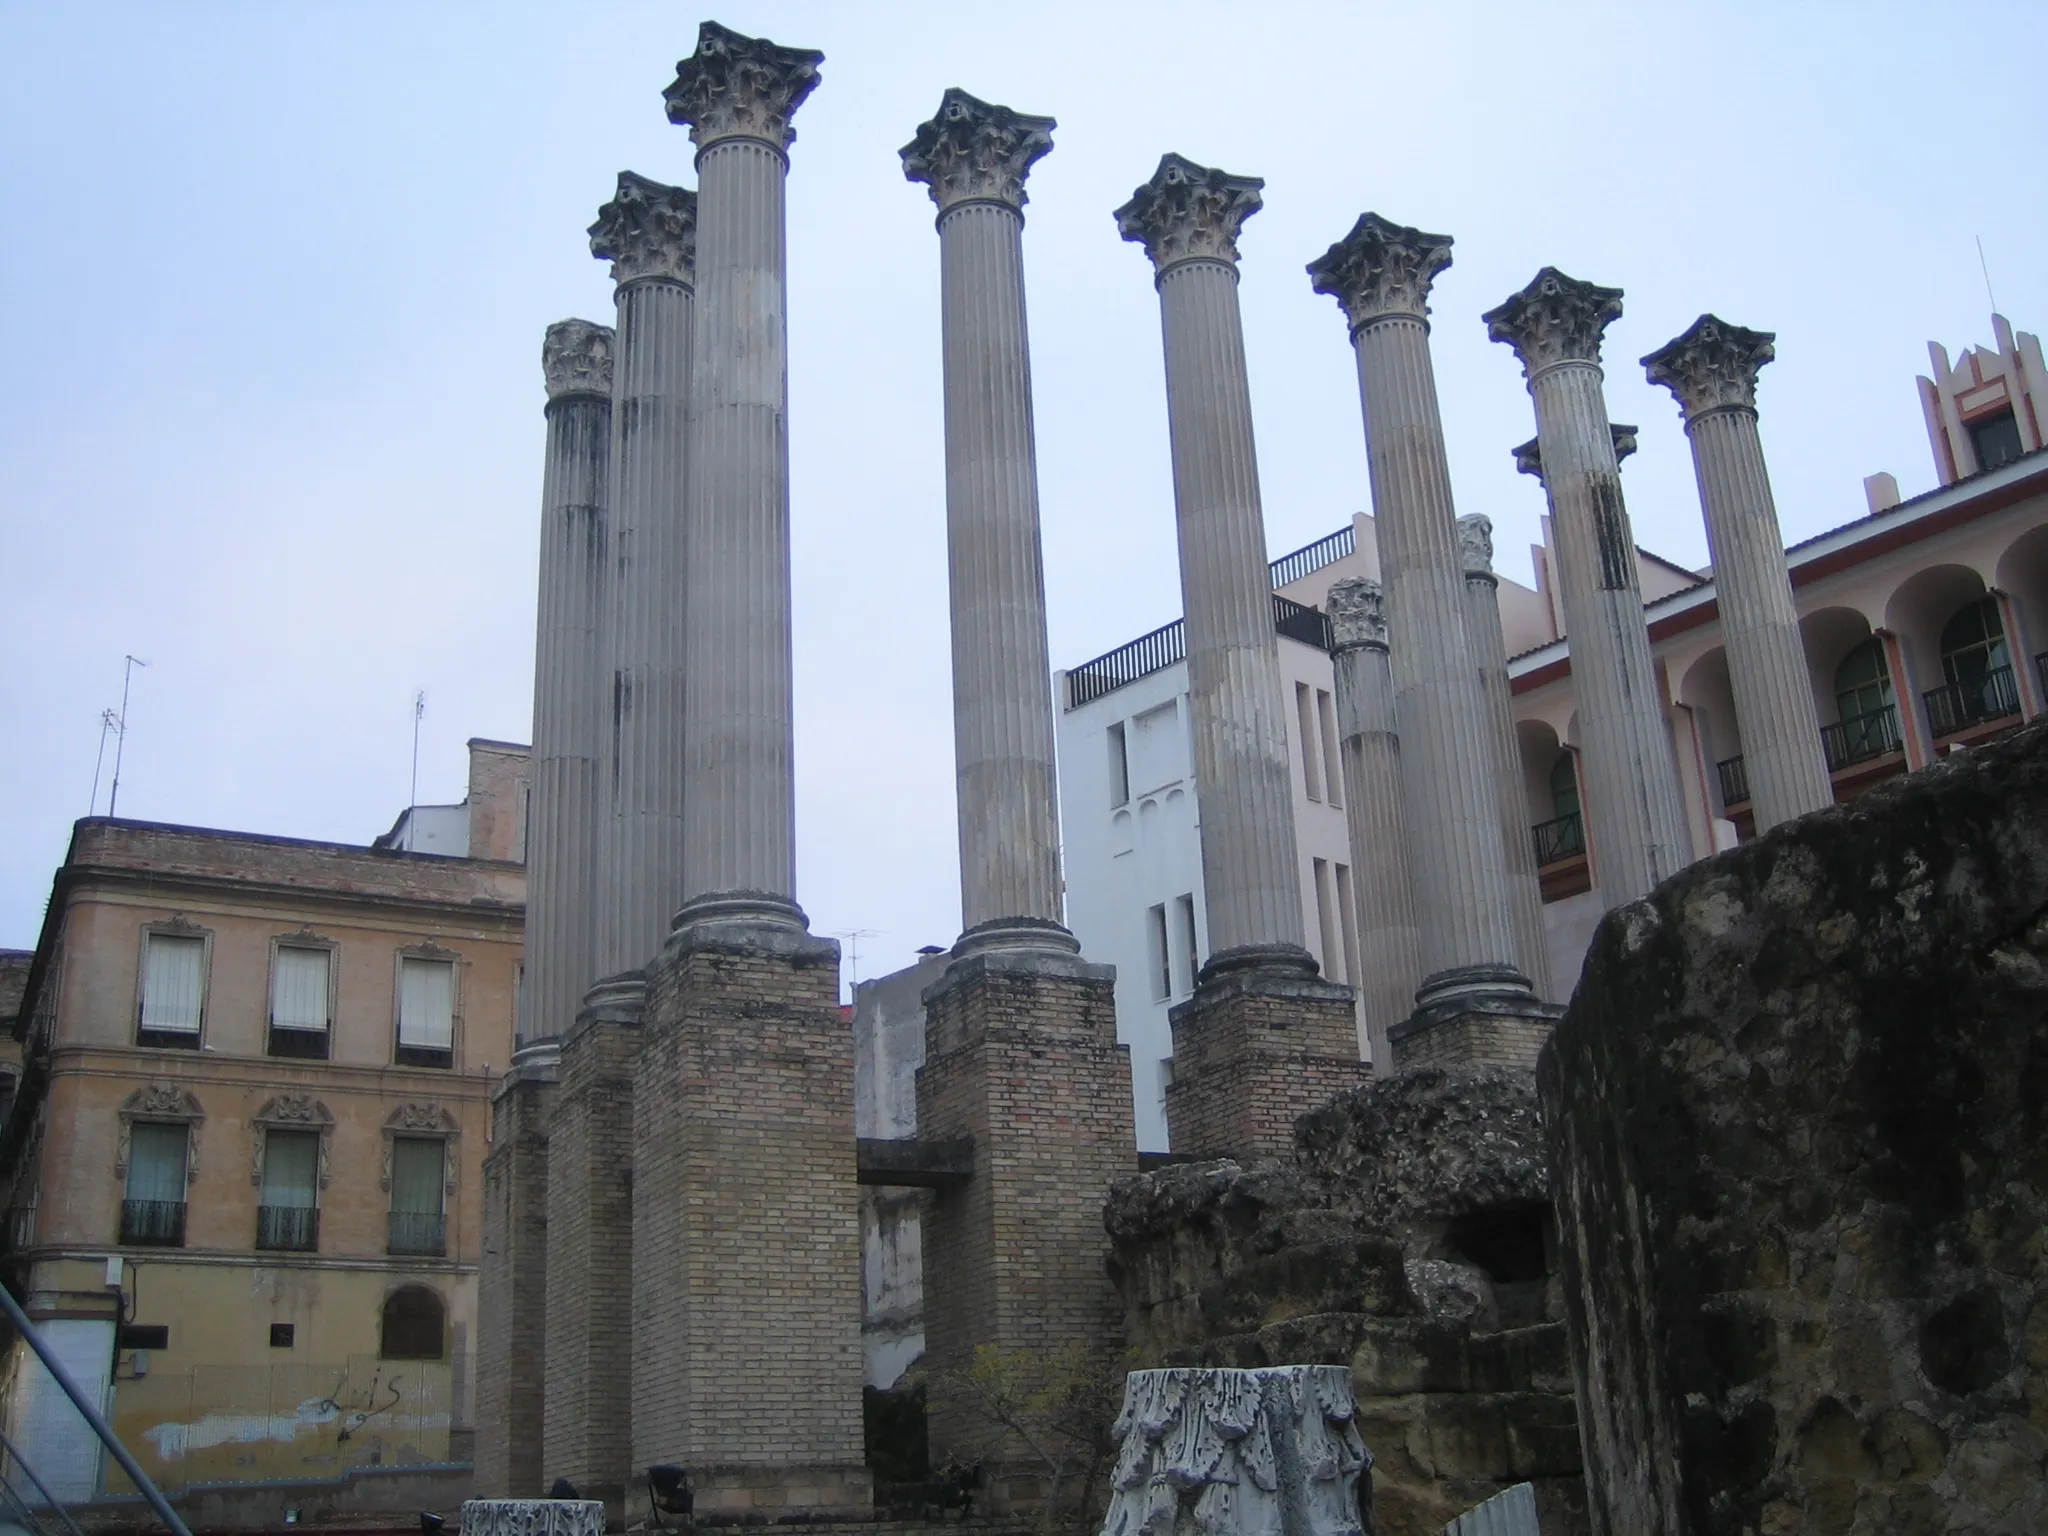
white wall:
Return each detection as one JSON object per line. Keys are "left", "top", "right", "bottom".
{"left": 4, "top": 1318, "right": 113, "bottom": 1503}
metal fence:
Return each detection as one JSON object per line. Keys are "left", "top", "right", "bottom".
{"left": 1531, "top": 813, "right": 1585, "bottom": 866}
{"left": 1923, "top": 665, "right": 2019, "bottom": 738}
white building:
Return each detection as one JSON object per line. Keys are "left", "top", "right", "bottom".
{"left": 1058, "top": 315, "right": 2048, "bottom": 1151}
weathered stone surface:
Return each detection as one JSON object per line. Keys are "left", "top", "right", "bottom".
{"left": 1541, "top": 720, "right": 2048, "bottom": 1535}
{"left": 459, "top": 1499, "right": 605, "bottom": 1536}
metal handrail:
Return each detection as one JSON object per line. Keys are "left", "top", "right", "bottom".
{"left": 1820, "top": 704, "right": 1902, "bottom": 771}
{"left": 0, "top": 1282, "right": 193, "bottom": 1536}
{"left": 1066, "top": 595, "right": 1337, "bottom": 708}
{"left": 0, "top": 1425, "right": 88, "bottom": 1536}
{"left": 1268, "top": 525, "right": 1354, "bottom": 589}
{"left": 1923, "top": 664, "right": 2019, "bottom": 738}
{"left": 1531, "top": 812, "right": 1585, "bottom": 866}
{"left": 388, "top": 1210, "right": 447, "bottom": 1257}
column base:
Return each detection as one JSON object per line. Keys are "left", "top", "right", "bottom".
{"left": 1388, "top": 988, "right": 1565, "bottom": 1072}
{"left": 950, "top": 913, "right": 1082, "bottom": 961}
{"left": 916, "top": 945, "right": 1134, "bottom": 1512}
{"left": 632, "top": 903, "right": 867, "bottom": 1515}
{"left": 1166, "top": 953, "right": 1368, "bottom": 1161}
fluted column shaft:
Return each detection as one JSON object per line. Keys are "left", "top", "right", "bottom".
{"left": 934, "top": 199, "right": 1064, "bottom": 935}
{"left": 527, "top": 324, "right": 612, "bottom": 1048}
{"left": 1683, "top": 408, "right": 1831, "bottom": 828}
{"left": 1155, "top": 257, "right": 1304, "bottom": 958}
{"left": 1457, "top": 520, "right": 1554, "bottom": 999}
{"left": 1527, "top": 359, "right": 1690, "bottom": 904}
{"left": 1328, "top": 591, "right": 1422, "bottom": 1068}
{"left": 681, "top": 137, "right": 798, "bottom": 907}
{"left": 595, "top": 276, "right": 694, "bottom": 976}
{"left": 1348, "top": 314, "right": 1527, "bottom": 1001}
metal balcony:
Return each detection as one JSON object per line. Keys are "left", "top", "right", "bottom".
{"left": 1821, "top": 704, "right": 1903, "bottom": 771}
{"left": 1531, "top": 812, "right": 1585, "bottom": 867}
{"left": 120, "top": 1199, "right": 186, "bottom": 1247}
{"left": 256, "top": 1204, "right": 319, "bottom": 1252}
{"left": 387, "top": 1210, "right": 446, "bottom": 1257}
{"left": 1923, "top": 665, "right": 2019, "bottom": 738}
{"left": 1716, "top": 755, "right": 1750, "bottom": 808}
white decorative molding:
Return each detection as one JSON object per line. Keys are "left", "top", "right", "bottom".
{"left": 1103, "top": 1366, "right": 1370, "bottom": 1536}
{"left": 459, "top": 1501, "right": 606, "bottom": 1536}
{"left": 115, "top": 1082, "right": 205, "bottom": 1179}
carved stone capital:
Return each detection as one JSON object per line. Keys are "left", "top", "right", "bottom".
{"left": 542, "top": 319, "right": 614, "bottom": 402}
{"left": 588, "top": 173, "right": 696, "bottom": 287}
{"left": 663, "top": 21, "right": 823, "bottom": 154}
{"left": 1457, "top": 515, "right": 1495, "bottom": 579}
{"left": 1642, "top": 313, "right": 1775, "bottom": 421}
{"left": 1326, "top": 578, "right": 1389, "bottom": 652}
{"left": 1115, "top": 153, "right": 1263, "bottom": 276}
{"left": 901, "top": 88, "right": 1054, "bottom": 215}
{"left": 1513, "top": 423, "right": 1638, "bottom": 484}
{"left": 1306, "top": 212, "right": 1453, "bottom": 327}
{"left": 1484, "top": 267, "right": 1624, "bottom": 378}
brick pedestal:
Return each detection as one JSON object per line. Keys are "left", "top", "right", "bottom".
{"left": 476, "top": 1061, "right": 556, "bottom": 1496}
{"left": 542, "top": 991, "right": 642, "bottom": 1514}
{"left": 1388, "top": 999, "right": 1563, "bottom": 1072}
{"left": 631, "top": 913, "right": 870, "bottom": 1521}
{"left": 914, "top": 950, "right": 1135, "bottom": 1509}
{"left": 1165, "top": 962, "right": 1366, "bottom": 1161}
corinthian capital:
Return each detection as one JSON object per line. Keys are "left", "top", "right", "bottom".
{"left": 1642, "top": 313, "right": 1775, "bottom": 421}
{"left": 542, "top": 319, "right": 615, "bottom": 402}
{"left": 901, "top": 88, "right": 1055, "bottom": 215}
{"left": 1456, "top": 515, "right": 1495, "bottom": 579}
{"left": 1326, "top": 578, "right": 1389, "bottom": 652}
{"left": 1306, "top": 212, "right": 1453, "bottom": 328}
{"left": 1484, "top": 267, "right": 1624, "bottom": 378}
{"left": 664, "top": 21, "right": 823, "bottom": 153}
{"left": 1115, "top": 154, "right": 1263, "bottom": 277}
{"left": 588, "top": 172, "right": 696, "bottom": 286}
{"left": 1513, "top": 424, "right": 1638, "bottom": 484}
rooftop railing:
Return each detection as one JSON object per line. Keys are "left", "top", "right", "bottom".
{"left": 1067, "top": 594, "right": 1335, "bottom": 708}
{"left": 1268, "top": 525, "right": 1354, "bottom": 589}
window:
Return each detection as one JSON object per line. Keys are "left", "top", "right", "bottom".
{"left": 1834, "top": 638, "right": 1895, "bottom": 722}
{"left": 1312, "top": 858, "right": 1342, "bottom": 983}
{"left": 1107, "top": 722, "right": 1130, "bottom": 808}
{"left": 1145, "top": 904, "right": 1171, "bottom": 1002}
{"left": 396, "top": 956, "right": 455, "bottom": 1068}
{"left": 1334, "top": 863, "right": 1361, "bottom": 995}
{"left": 380, "top": 1285, "right": 445, "bottom": 1360}
{"left": 269, "top": 1324, "right": 295, "bottom": 1349}
{"left": 1317, "top": 689, "right": 1343, "bottom": 809}
{"left": 122, "top": 1123, "right": 188, "bottom": 1246}
{"left": 269, "top": 946, "right": 332, "bottom": 1060}
{"left": 1968, "top": 409, "right": 2024, "bottom": 474}
{"left": 1939, "top": 596, "right": 2010, "bottom": 686}
{"left": 258, "top": 1130, "right": 320, "bottom": 1252}
{"left": 1548, "top": 753, "right": 1581, "bottom": 822}
{"left": 1295, "top": 683, "right": 1323, "bottom": 801}
{"left": 1174, "top": 894, "right": 1199, "bottom": 993}
{"left": 138, "top": 932, "right": 205, "bottom": 1049}
{"left": 118, "top": 1325, "right": 169, "bottom": 1351}
{"left": 388, "top": 1137, "right": 447, "bottom": 1256}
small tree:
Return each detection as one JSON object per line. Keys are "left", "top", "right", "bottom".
{"left": 949, "top": 1341, "right": 1125, "bottom": 1534}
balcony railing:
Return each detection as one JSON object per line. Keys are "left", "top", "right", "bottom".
{"left": 1716, "top": 755, "right": 1750, "bottom": 809}
{"left": 257, "top": 1204, "right": 320, "bottom": 1252}
{"left": 388, "top": 1210, "right": 446, "bottom": 1257}
{"left": 1067, "top": 594, "right": 1337, "bottom": 708}
{"left": 120, "top": 1199, "right": 187, "bottom": 1247}
{"left": 1923, "top": 665, "right": 2019, "bottom": 738}
{"left": 1821, "top": 704, "right": 1903, "bottom": 771}
{"left": 1532, "top": 812, "right": 1585, "bottom": 866}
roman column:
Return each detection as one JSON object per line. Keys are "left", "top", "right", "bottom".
{"left": 1457, "top": 515, "right": 1554, "bottom": 999}
{"left": 525, "top": 318, "right": 614, "bottom": 1056}
{"left": 900, "top": 88, "right": 1071, "bottom": 956}
{"left": 1325, "top": 578, "right": 1422, "bottom": 1069}
{"left": 585, "top": 170, "right": 697, "bottom": 995}
{"left": 1486, "top": 270, "right": 1690, "bottom": 907}
{"left": 1307, "top": 214, "right": 1539, "bottom": 1022}
{"left": 1644, "top": 315, "right": 1832, "bottom": 830}
{"left": 1118, "top": 156, "right": 1359, "bottom": 1155}
{"left": 1114, "top": 154, "right": 1307, "bottom": 973}
{"left": 664, "top": 19, "right": 822, "bottom": 937}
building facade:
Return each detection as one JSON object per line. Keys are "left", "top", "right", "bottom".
{"left": 0, "top": 741, "right": 526, "bottom": 1515}
{"left": 1059, "top": 317, "right": 2048, "bottom": 1148}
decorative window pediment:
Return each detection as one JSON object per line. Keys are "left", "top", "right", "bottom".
{"left": 251, "top": 1094, "right": 336, "bottom": 1189}
{"left": 380, "top": 1101, "right": 460, "bottom": 1195}
{"left": 116, "top": 1082, "right": 205, "bottom": 1178}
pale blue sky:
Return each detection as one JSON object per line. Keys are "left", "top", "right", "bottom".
{"left": 4, "top": 2, "right": 2044, "bottom": 986}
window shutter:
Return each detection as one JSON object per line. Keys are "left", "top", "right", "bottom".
{"left": 397, "top": 959, "right": 455, "bottom": 1050}
{"left": 261, "top": 1130, "right": 320, "bottom": 1209}
{"left": 390, "top": 1138, "right": 445, "bottom": 1215}
{"left": 272, "top": 948, "right": 331, "bottom": 1033}
{"left": 140, "top": 935, "right": 205, "bottom": 1033}
{"left": 125, "top": 1123, "right": 190, "bottom": 1203}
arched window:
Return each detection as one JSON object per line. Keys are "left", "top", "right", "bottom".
{"left": 1833, "top": 638, "right": 1894, "bottom": 722}
{"left": 1938, "top": 595, "right": 2009, "bottom": 685}
{"left": 380, "top": 1285, "right": 445, "bottom": 1361}
{"left": 1548, "top": 753, "right": 1581, "bottom": 822}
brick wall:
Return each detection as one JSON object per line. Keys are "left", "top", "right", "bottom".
{"left": 476, "top": 1067, "right": 555, "bottom": 1495}
{"left": 1388, "top": 1009, "right": 1555, "bottom": 1072}
{"left": 1165, "top": 970, "right": 1367, "bottom": 1160}
{"left": 542, "top": 1012, "right": 640, "bottom": 1508}
{"left": 632, "top": 933, "right": 870, "bottom": 1518}
{"left": 916, "top": 954, "right": 1136, "bottom": 1504}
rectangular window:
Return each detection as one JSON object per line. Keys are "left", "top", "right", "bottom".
{"left": 1107, "top": 722, "right": 1130, "bottom": 808}
{"left": 1968, "top": 408, "right": 2024, "bottom": 474}
{"left": 1174, "top": 893, "right": 1199, "bottom": 995}
{"left": 138, "top": 933, "right": 205, "bottom": 1048}
{"left": 118, "top": 1324, "right": 169, "bottom": 1351}
{"left": 258, "top": 1130, "right": 320, "bottom": 1252}
{"left": 1334, "top": 862, "right": 1362, "bottom": 996}
{"left": 388, "top": 1137, "right": 447, "bottom": 1256}
{"left": 269, "top": 1323, "right": 295, "bottom": 1349}
{"left": 1313, "top": 858, "right": 1342, "bottom": 984}
{"left": 1146, "top": 903, "right": 1172, "bottom": 1002}
{"left": 1317, "top": 689, "right": 1344, "bottom": 809}
{"left": 1295, "top": 683, "right": 1323, "bottom": 801}
{"left": 122, "top": 1123, "right": 188, "bottom": 1246}
{"left": 396, "top": 957, "right": 455, "bottom": 1068}
{"left": 269, "top": 946, "right": 332, "bottom": 1059}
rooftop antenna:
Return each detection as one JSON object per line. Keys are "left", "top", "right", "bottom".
{"left": 835, "top": 929, "right": 882, "bottom": 1003}
{"left": 406, "top": 690, "right": 427, "bottom": 852}
{"left": 1976, "top": 235, "right": 1999, "bottom": 315}
{"left": 106, "top": 655, "right": 149, "bottom": 818}
{"left": 88, "top": 708, "right": 120, "bottom": 816}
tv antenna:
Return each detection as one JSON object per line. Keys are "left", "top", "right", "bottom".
{"left": 406, "top": 690, "right": 427, "bottom": 852}
{"left": 88, "top": 709, "right": 120, "bottom": 816}
{"left": 1976, "top": 235, "right": 1998, "bottom": 314}
{"left": 106, "top": 655, "right": 150, "bottom": 818}
{"left": 835, "top": 929, "right": 883, "bottom": 1001}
